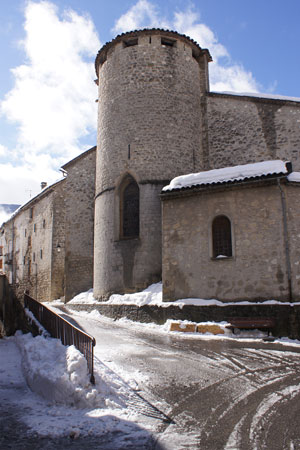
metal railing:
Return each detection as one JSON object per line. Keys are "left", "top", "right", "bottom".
{"left": 24, "top": 293, "right": 96, "bottom": 384}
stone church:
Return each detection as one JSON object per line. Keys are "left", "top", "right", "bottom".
{"left": 93, "top": 29, "right": 300, "bottom": 303}
{"left": 1, "top": 28, "right": 300, "bottom": 304}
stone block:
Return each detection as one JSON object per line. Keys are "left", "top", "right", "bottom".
{"left": 169, "top": 321, "right": 196, "bottom": 333}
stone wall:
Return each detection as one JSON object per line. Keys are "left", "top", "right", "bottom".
{"left": 94, "top": 183, "right": 162, "bottom": 299}
{"left": 96, "top": 31, "right": 208, "bottom": 194}
{"left": 162, "top": 180, "right": 300, "bottom": 302}
{"left": 285, "top": 183, "right": 300, "bottom": 298}
{"left": 94, "top": 30, "right": 210, "bottom": 299}
{"left": 0, "top": 181, "right": 66, "bottom": 302}
{"left": 66, "top": 302, "right": 300, "bottom": 340}
{"left": 0, "top": 274, "right": 31, "bottom": 336}
{"left": 207, "top": 93, "right": 300, "bottom": 170}
{"left": 63, "top": 147, "right": 96, "bottom": 302}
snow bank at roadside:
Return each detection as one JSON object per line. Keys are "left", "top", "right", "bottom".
{"left": 68, "top": 289, "right": 98, "bottom": 304}
{"left": 66, "top": 283, "right": 300, "bottom": 309}
{"left": 15, "top": 332, "right": 126, "bottom": 409}
{"left": 16, "top": 332, "right": 98, "bottom": 407}
{"left": 106, "top": 282, "right": 162, "bottom": 306}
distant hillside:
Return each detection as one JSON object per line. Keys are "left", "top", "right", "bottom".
{"left": 0, "top": 204, "right": 20, "bottom": 214}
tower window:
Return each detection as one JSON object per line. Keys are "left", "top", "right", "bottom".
{"left": 123, "top": 38, "right": 138, "bottom": 47}
{"left": 120, "top": 176, "right": 139, "bottom": 239}
{"left": 161, "top": 37, "right": 176, "bottom": 47}
{"left": 212, "top": 215, "right": 232, "bottom": 258}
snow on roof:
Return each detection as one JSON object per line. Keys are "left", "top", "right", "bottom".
{"left": 287, "top": 172, "right": 300, "bottom": 183}
{"left": 213, "top": 91, "right": 300, "bottom": 103}
{"left": 162, "top": 160, "right": 290, "bottom": 192}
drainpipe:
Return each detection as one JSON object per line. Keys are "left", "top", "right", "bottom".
{"left": 277, "top": 178, "right": 292, "bottom": 301}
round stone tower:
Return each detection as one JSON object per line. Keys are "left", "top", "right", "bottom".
{"left": 94, "top": 29, "right": 212, "bottom": 299}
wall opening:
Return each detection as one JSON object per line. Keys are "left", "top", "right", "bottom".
{"left": 119, "top": 175, "right": 139, "bottom": 239}
{"left": 161, "top": 37, "right": 176, "bottom": 47}
{"left": 212, "top": 215, "right": 232, "bottom": 258}
{"left": 123, "top": 38, "right": 138, "bottom": 47}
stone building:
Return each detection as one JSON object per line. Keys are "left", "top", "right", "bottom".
{"left": 2, "top": 28, "right": 300, "bottom": 305}
{"left": 0, "top": 146, "right": 96, "bottom": 302}
{"left": 161, "top": 160, "right": 300, "bottom": 302}
{"left": 93, "top": 29, "right": 300, "bottom": 301}
{"left": 0, "top": 179, "right": 65, "bottom": 301}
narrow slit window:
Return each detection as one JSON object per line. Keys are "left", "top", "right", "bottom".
{"left": 212, "top": 215, "right": 232, "bottom": 258}
{"left": 120, "top": 176, "right": 139, "bottom": 239}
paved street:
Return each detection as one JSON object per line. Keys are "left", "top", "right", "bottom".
{"left": 2, "top": 311, "right": 300, "bottom": 449}
{"left": 65, "top": 310, "right": 300, "bottom": 450}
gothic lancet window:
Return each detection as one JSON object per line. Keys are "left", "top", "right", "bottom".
{"left": 120, "top": 176, "right": 139, "bottom": 239}
{"left": 212, "top": 215, "right": 232, "bottom": 258}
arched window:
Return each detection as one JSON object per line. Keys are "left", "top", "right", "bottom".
{"left": 212, "top": 215, "right": 232, "bottom": 258}
{"left": 120, "top": 176, "right": 139, "bottom": 239}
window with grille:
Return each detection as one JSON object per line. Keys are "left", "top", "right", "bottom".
{"left": 212, "top": 215, "right": 232, "bottom": 258}
{"left": 120, "top": 176, "right": 139, "bottom": 239}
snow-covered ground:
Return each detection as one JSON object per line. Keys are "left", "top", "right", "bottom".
{"left": 3, "top": 284, "right": 300, "bottom": 447}
{"left": 1, "top": 333, "right": 160, "bottom": 441}
{"left": 65, "top": 282, "right": 300, "bottom": 308}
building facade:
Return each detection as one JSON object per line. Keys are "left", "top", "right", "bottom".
{"left": 0, "top": 146, "right": 96, "bottom": 302}
{"left": 93, "top": 29, "right": 300, "bottom": 300}
{"left": 2, "top": 29, "right": 300, "bottom": 305}
{"left": 161, "top": 161, "right": 300, "bottom": 302}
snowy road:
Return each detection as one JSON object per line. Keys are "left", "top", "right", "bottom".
{"left": 3, "top": 309, "right": 300, "bottom": 450}
{"left": 63, "top": 309, "right": 300, "bottom": 450}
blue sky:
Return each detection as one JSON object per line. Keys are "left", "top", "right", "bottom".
{"left": 0, "top": 0, "right": 300, "bottom": 209}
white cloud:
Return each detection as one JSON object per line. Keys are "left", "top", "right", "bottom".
{"left": 0, "top": 208, "right": 13, "bottom": 227}
{"left": 0, "top": 0, "right": 260, "bottom": 205}
{"left": 0, "top": 144, "right": 7, "bottom": 157}
{"left": 0, "top": 1, "right": 101, "bottom": 204}
{"left": 0, "top": 159, "right": 61, "bottom": 204}
{"left": 113, "top": 1, "right": 259, "bottom": 93}
{"left": 113, "top": 0, "right": 168, "bottom": 33}
{"left": 1, "top": 1, "right": 100, "bottom": 161}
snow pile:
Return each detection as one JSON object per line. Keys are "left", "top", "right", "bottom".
{"left": 106, "top": 282, "right": 162, "bottom": 306}
{"left": 163, "top": 160, "right": 288, "bottom": 192}
{"left": 15, "top": 332, "right": 126, "bottom": 409}
{"left": 68, "top": 288, "right": 98, "bottom": 304}
{"left": 67, "top": 283, "right": 300, "bottom": 309}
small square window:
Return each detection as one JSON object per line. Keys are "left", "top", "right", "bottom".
{"left": 161, "top": 37, "right": 176, "bottom": 47}
{"left": 123, "top": 38, "right": 138, "bottom": 47}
